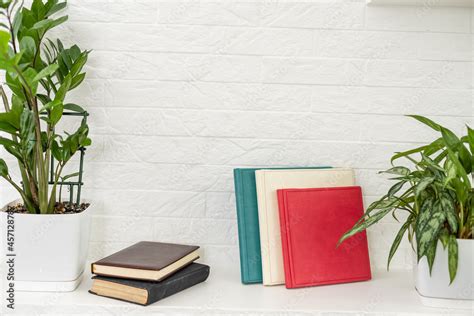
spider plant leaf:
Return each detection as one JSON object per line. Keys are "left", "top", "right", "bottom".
{"left": 448, "top": 236, "right": 458, "bottom": 284}
{"left": 387, "top": 215, "right": 413, "bottom": 270}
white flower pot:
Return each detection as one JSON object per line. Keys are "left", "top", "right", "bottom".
{"left": 414, "top": 239, "right": 474, "bottom": 301}
{"left": 0, "top": 199, "right": 92, "bottom": 292}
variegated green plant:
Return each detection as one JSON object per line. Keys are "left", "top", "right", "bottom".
{"left": 339, "top": 115, "right": 473, "bottom": 284}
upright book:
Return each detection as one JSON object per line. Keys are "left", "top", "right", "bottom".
{"left": 91, "top": 241, "right": 200, "bottom": 281}
{"left": 90, "top": 263, "right": 210, "bottom": 306}
{"left": 234, "top": 167, "right": 330, "bottom": 284}
{"left": 277, "top": 187, "right": 371, "bottom": 289}
{"left": 255, "top": 168, "right": 355, "bottom": 285}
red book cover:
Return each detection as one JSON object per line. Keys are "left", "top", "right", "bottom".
{"left": 277, "top": 186, "right": 371, "bottom": 289}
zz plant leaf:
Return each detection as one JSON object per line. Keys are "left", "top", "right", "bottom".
{"left": 0, "top": 0, "right": 91, "bottom": 214}
{"left": 339, "top": 115, "right": 473, "bottom": 284}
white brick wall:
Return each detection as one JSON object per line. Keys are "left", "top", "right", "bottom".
{"left": 1, "top": 0, "right": 473, "bottom": 271}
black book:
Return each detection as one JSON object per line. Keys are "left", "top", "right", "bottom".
{"left": 89, "top": 263, "right": 210, "bottom": 306}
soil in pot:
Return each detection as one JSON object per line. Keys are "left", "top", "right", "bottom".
{"left": 5, "top": 202, "right": 90, "bottom": 214}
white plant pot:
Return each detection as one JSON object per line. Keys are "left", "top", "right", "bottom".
{"left": 0, "top": 199, "right": 92, "bottom": 292}
{"left": 414, "top": 239, "right": 474, "bottom": 301}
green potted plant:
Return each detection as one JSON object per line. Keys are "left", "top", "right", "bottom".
{"left": 0, "top": 0, "right": 92, "bottom": 291}
{"left": 339, "top": 115, "right": 473, "bottom": 300}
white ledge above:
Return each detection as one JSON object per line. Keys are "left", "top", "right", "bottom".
{"left": 367, "top": 0, "right": 473, "bottom": 7}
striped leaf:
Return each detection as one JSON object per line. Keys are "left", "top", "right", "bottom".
{"left": 426, "top": 240, "right": 438, "bottom": 274}
{"left": 448, "top": 236, "right": 458, "bottom": 284}
{"left": 414, "top": 176, "right": 435, "bottom": 196}
{"left": 387, "top": 216, "right": 413, "bottom": 270}
{"left": 417, "top": 201, "right": 446, "bottom": 260}
{"left": 338, "top": 207, "right": 392, "bottom": 245}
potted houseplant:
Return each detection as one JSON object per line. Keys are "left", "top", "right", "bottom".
{"left": 0, "top": 0, "right": 92, "bottom": 291}
{"left": 339, "top": 115, "right": 473, "bottom": 300}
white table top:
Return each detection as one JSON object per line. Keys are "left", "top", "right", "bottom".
{"left": 10, "top": 267, "right": 474, "bottom": 315}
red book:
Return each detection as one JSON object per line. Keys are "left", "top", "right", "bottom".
{"left": 277, "top": 186, "right": 371, "bottom": 289}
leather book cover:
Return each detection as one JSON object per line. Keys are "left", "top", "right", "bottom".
{"left": 234, "top": 167, "right": 331, "bottom": 284}
{"left": 277, "top": 186, "right": 371, "bottom": 289}
{"left": 92, "top": 241, "right": 199, "bottom": 270}
{"left": 234, "top": 168, "right": 263, "bottom": 284}
{"left": 90, "top": 263, "right": 210, "bottom": 306}
{"left": 255, "top": 168, "right": 355, "bottom": 286}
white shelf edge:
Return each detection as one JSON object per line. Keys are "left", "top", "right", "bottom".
{"left": 367, "top": 0, "right": 473, "bottom": 7}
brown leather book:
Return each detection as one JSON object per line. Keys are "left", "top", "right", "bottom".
{"left": 91, "top": 241, "right": 200, "bottom": 281}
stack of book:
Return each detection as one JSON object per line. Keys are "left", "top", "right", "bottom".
{"left": 234, "top": 167, "right": 371, "bottom": 288}
{"left": 89, "top": 241, "right": 210, "bottom": 305}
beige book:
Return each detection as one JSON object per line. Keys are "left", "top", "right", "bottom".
{"left": 255, "top": 168, "right": 355, "bottom": 285}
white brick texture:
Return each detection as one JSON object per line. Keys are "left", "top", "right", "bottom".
{"left": 1, "top": 1, "right": 473, "bottom": 271}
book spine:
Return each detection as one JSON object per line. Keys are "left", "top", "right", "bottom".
{"left": 233, "top": 169, "right": 249, "bottom": 283}
{"left": 277, "top": 190, "right": 293, "bottom": 289}
{"left": 147, "top": 266, "right": 210, "bottom": 305}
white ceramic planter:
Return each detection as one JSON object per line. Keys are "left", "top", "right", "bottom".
{"left": 414, "top": 239, "right": 474, "bottom": 301}
{"left": 0, "top": 199, "right": 92, "bottom": 292}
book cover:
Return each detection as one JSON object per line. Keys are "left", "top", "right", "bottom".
{"left": 277, "top": 187, "right": 371, "bottom": 289}
{"left": 234, "top": 168, "right": 263, "bottom": 284}
{"left": 255, "top": 168, "right": 355, "bottom": 285}
{"left": 91, "top": 241, "right": 200, "bottom": 281}
{"left": 89, "top": 263, "right": 210, "bottom": 306}
{"left": 234, "top": 166, "right": 331, "bottom": 284}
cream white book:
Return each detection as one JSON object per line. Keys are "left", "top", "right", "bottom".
{"left": 255, "top": 168, "right": 355, "bottom": 285}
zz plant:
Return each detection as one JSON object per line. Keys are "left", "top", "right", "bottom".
{"left": 340, "top": 115, "right": 473, "bottom": 284}
{"left": 0, "top": 0, "right": 91, "bottom": 214}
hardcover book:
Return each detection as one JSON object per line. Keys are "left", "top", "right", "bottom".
{"left": 89, "top": 263, "right": 210, "bottom": 306}
{"left": 255, "top": 168, "right": 355, "bottom": 285}
{"left": 91, "top": 241, "right": 200, "bottom": 281}
{"left": 234, "top": 166, "right": 330, "bottom": 284}
{"left": 277, "top": 187, "right": 371, "bottom": 289}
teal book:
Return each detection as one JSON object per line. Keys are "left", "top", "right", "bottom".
{"left": 233, "top": 166, "right": 331, "bottom": 284}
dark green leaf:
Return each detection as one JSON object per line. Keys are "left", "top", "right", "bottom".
{"left": 439, "top": 228, "right": 450, "bottom": 249}
{"left": 426, "top": 240, "right": 438, "bottom": 274}
{"left": 33, "top": 64, "right": 59, "bottom": 81}
{"left": 0, "top": 136, "right": 17, "bottom": 147}
{"left": 388, "top": 181, "right": 405, "bottom": 197}
{"left": 448, "top": 236, "right": 458, "bottom": 284}
{"left": 50, "top": 101, "right": 63, "bottom": 125}
{"left": 414, "top": 176, "right": 435, "bottom": 196}
{"left": 417, "top": 201, "right": 446, "bottom": 261}
{"left": 54, "top": 74, "right": 71, "bottom": 102}
{"left": 388, "top": 216, "right": 412, "bottom": 270}
{"left": 63, "top": 103, "right": 85, "bottom": 113}
{"left": 0, "top": 158, "right": 8, "bottom": 177}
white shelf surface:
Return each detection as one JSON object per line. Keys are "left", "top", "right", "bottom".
{"left": 367, "top": 0, "right": 473, "bottom": 7}
{"left": 9, "top": 266, "right": 474, "bottom": 315}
